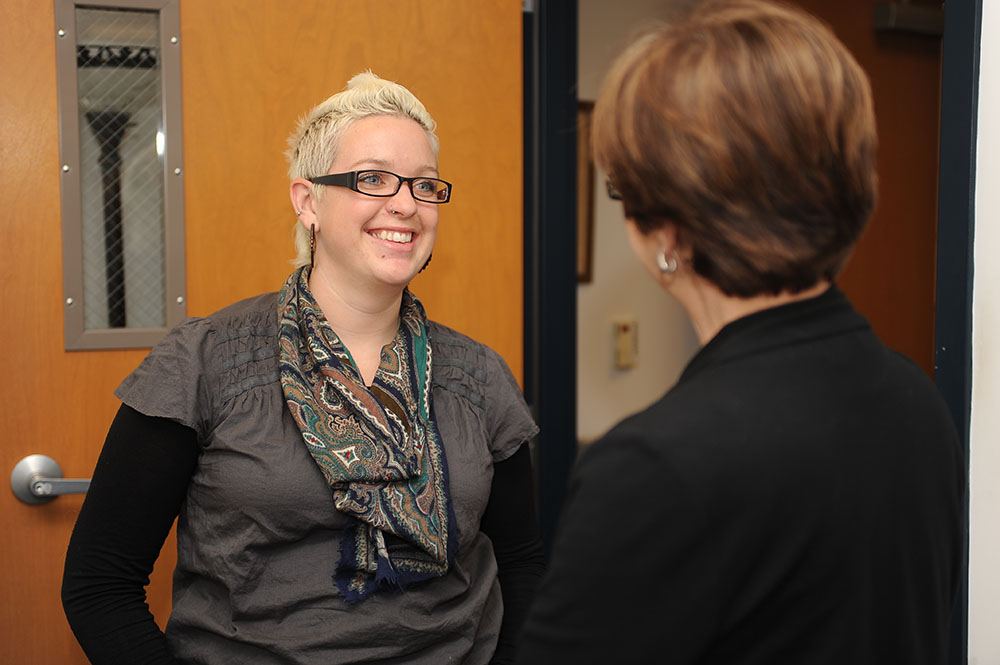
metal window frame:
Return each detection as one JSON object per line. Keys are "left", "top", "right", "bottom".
{"left": 54, "top": 0, "right": 185, "bottom": 350}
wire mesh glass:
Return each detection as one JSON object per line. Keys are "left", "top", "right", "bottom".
{"left": 77, "top": 7, "right": 165, "bottom": 329}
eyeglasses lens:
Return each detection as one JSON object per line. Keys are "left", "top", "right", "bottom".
{"left": 356, "top": 170, "right": 450, "bottom": 203}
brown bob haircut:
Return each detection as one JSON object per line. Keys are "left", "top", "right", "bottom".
{"left": 592, "top": 0, "right": 878, "bottom": 297}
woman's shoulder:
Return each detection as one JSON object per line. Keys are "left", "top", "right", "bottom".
{"left": 191, "top": 293, "right": 281, "bottom": 395}
{"left": 127, "top": 291, "right": 279, "bottom": 389}
{"left": 588, "top": 387, "right": 721, "bottom": 469}
{"left": 426, "top": 319, "right": 486, "bottom": 352}
{"left": 158, "top": 292, "right": 278, "bottom": 353}
{"left": 426, "top": 320, "right": 523, "bottom": 395}
{"left": 200, "top": 292, "right": 279, "bottom": 336}
{"left": 427, "top": 319, "right": 537, "bottom": 459}
{"left": 116, "top": 292, "right": 280, "bottom": 431}
{"left": 426, "top": 320, "right": 502, "bottom": 376}
{"left": 164, "top": 292, "right": 278, "bottom": 335}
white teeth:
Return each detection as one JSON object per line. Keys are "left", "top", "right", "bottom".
{"left": 372, "top": 230, "right": 412, "bottom": 243}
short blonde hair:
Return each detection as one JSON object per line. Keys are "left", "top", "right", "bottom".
{"left": 593, "top": 0, "right": 878, "bottom": 296}
{"left": 286, "top": 71, "right": 439, "bottom": 267}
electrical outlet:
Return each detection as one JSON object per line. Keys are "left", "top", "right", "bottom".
{"left": 613, "top": 318, "right": 637, "bottom": 369}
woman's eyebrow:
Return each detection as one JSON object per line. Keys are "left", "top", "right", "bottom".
{"left": 348, "top": 158, "right": 439, "bottom": 175}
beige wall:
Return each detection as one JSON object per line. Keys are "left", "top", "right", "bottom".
{"left": 576, "top": 0, "right": 699, "bottom": 444}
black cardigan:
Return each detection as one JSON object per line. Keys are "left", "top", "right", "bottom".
{"left": 516, "top": 288, "right": 964, "bottom": 665}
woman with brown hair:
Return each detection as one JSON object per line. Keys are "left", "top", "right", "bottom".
{"left": 516, "top": 1, "right": 963, "bottom": 663}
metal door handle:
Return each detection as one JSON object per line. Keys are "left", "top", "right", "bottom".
{"left": 10, "top": 454, "right": 91, "bottom": 505}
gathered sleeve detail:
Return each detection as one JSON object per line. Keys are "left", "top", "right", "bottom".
{"left": 428, "top": 321, "right": 538, "bottom": 463}
{"left": 114, "top": 293, "right": 280, "bottom": 442}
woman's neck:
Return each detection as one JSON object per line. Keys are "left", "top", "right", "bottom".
{"left": 308, "top": 265, "right": 402, "bottom": 384}
{"left": 679, "top": 277, "right": 830, "bottom": 346}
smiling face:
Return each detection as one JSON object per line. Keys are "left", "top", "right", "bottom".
{"left": 309, "top": 114, "right": 440, "bottom": 297}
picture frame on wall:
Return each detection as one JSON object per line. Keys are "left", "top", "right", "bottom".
{"left": 577, "top": 101, "right": 595, "bottom": 283}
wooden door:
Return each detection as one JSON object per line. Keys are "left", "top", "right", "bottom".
{"left": 793, "top": 0, "right": 942, "bottom": 376}
{"left": 0, "top": 1, "right": 523, "bottom": 662}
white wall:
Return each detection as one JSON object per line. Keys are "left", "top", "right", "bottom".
{"left": 577, "top": 0, "right": 700, "bottom": 444}
{"left": 969, "top": 3, "right": 999, "bottom": 660}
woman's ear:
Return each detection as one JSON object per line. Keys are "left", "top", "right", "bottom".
{"left": 645, "top": 222, "right": 681, "bottom": 258}
{"left": 290, "top": 178, "right": 315, "bottom": 227}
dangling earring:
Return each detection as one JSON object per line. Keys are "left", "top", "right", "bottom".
{"left": 419, "top": 252, "right": 433, "bottom": 273}
{"left": 309, "top": 225, "right": 316, "bottom": 269}
{"left": 656, "top": 250, "right": 678, "bottom": 274}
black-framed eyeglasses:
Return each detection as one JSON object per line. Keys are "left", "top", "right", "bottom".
{"left": 307, "top": 170, "right": 452, "bottom": 204}
{"left": 605, "top": 178, "right": 623, "bottom": 201}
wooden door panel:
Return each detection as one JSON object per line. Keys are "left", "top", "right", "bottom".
{"left": 793, "top": 0, "right": 941, "bottom": 375}
{"left": 1, "top": 1, "right": 522, "bottom": 662}
{"left": 179, "top": 1, "right": 525, "bottom": 371}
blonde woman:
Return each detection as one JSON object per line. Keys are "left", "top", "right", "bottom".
{"left": 63, "top": 72, "right": 542, "bottom": 665}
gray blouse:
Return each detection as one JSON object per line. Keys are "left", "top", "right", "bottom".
{"left": 116, "top": 292, "right": 538, "bottom": 665}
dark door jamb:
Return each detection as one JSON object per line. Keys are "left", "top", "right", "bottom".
{"left": 936, "top": 1, "right": 981, "bottom": 663}
{"left": 523, "top": 0, "right": 579, "bottom": 553}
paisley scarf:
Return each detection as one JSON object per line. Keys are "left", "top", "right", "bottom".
{"left": 277, "top": 266, "right": 456, "bottom": 602}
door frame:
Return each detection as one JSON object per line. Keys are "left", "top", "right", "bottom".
{"left": 522, "top": 0, "right": 578, "bottom": 551}
{"left": 936, "top": 1, "right": 981, "bottom": 662}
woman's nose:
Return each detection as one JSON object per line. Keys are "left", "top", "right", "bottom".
{"left": 388, "top": 183, "right": 418, "bottom": 215}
